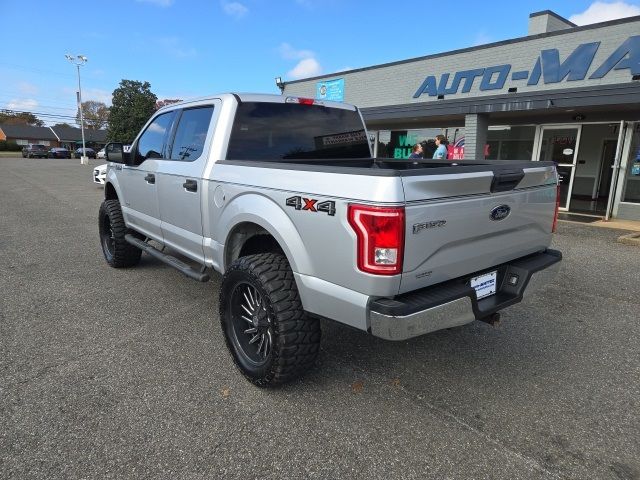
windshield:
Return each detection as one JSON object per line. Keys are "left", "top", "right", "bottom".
{"left": 33, "top": 145, "right": 47, "bottom": 150}
{"left": 226, "top": 102, "right": 371, "bottom": 161}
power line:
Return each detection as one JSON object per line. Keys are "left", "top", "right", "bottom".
{"left": 0, "top": 88, "right": 113, "bottom": 108}
{"left": 0, "top": 102, "right": 77, "bottom": 114}
{"left": 0, "top": 108, "right": 78, "bottom": 121}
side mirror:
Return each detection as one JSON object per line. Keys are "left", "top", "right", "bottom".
{"left": 105, "top": 142, "right": 131, "bottom": 164}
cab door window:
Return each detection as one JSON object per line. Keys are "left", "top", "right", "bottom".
{"left": 135, "top": 111, "right": 176, "bottom": 164}
{"left": 169, "top": 106, "right": 214, "bottom": 161}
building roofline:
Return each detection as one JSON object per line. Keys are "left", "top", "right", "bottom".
{"left": 284, "top": 14, "right": 640, "bottom": 86}
{"left": 0, "top": 123, "right": 59, "bottom": 140}
{"left": 360, "top": 82, "right": 640, "bottom": 123}
{"left": 529, "top": 9, "right": 577, "bottom": 27}
{"left": 49, "top": 126, "right": 60, "bottom": 141}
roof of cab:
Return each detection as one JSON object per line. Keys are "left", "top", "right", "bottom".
{"left": 156, "top": 93, "right": 357, "bottom": 112}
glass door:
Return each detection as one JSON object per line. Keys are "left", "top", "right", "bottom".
{"left": 537, "top": 126, "right": 582, "bottom": 211}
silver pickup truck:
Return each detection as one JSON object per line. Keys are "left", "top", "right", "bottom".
{"left": 99, "top": 93, "right": 561, "bottom": 386}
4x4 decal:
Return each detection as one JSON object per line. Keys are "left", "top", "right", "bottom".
{"left": 286, "top": 196, "right": 336, "bottom": 216}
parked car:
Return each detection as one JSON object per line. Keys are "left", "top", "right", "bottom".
{"left": 47, "top": 147, "right": 71, "bottom": 159}
{"left": 74, "top": 147, "right": 96, "bottom": 159}
{"left": 22, "top": 144, "right": 49, "bottom": 158}
{"left": 97, "top": 148, "right": 106, "bottom": 159}
{"left": 93, "top": 164, "right": 107, "bottom": 186}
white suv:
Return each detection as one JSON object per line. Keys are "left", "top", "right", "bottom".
{"left": 93, "top": 164, "right": 107, "bottom": 186}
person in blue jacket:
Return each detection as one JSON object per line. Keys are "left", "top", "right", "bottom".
{"left": 433, "top": 135, "right": 448, "bottom": 160}
{"left": 408, "top": 143, "right": 423, "bottom": 159}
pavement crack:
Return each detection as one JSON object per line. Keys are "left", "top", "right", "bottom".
{"left": 404, "top": 385, "right": 566, "bottom": 478}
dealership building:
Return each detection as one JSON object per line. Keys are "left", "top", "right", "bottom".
{"left": 282, "top": 10, "right": 640, "bottom": 221}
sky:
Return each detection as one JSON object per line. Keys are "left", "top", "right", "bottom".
{"left": 1, "top": 0, "right": 640, "bottom": 126}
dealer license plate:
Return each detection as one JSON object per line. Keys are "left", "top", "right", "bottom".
{"left": 470, "top": 271, "right": 497, "bottom": 299}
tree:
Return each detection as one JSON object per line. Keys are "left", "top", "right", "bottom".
{"left": 107, "top": 80, "right": 157, "bottom": 143}
{"left": 52, "top": 122, "right": 73, "bottom": 128}
{"left": 76, "top": 101, "right": 110, "bottom": 130}
{"left": 0, "top": 111, "right": 44, "bottom": 126}
{"left": 156, "top": 99, "right": 182, "bottom": 110}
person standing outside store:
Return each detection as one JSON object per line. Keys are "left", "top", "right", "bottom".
{"left": 408, "top": 143, "right": 423, "bottom": 159}
{"left": 433, "top": 135, "right": 448, "bottom": 160}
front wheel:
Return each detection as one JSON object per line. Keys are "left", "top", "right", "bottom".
{"left": 220, "top": 253, "right": 320, "bottom": 387}
{"left": 98, "top": 199, "right": 142, "bottom": 268}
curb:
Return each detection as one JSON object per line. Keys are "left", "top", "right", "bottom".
{"left": 618, "top": 232, "right": 640, "bottom": 246}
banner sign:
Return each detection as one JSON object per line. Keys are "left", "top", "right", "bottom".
{"left": 316, "top": 78, "right": 345, "bottom": 102}
{"left": 447, "top": 137, "right": 490, "bottom": 160}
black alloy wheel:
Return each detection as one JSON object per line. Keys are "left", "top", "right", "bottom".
{"left": 98, "top": 199, "right": 142, "bottom": 268}
{"left": 99, "top": 210, "right": 116, "bottom": 261}
{"left": 229, "top": 281, "right": 273, "bottom": 365}
{"left": 220, "top": 253, "right": 321, "bottom": 387}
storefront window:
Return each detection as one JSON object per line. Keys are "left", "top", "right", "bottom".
{"left": 376, "top": 128, "right": 446, "bottom": 159}
{"left": 622, "top": 130, "right": 640, "bottom": 203}
{"left": 486, "top": 126, "right": 536, "bottom": 161}
{"left": 375, "top": 125, "right": 535, "bottom": 160}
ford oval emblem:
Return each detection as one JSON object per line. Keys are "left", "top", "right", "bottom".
{"left": 490, "top": 204, "right": 511, "bottom": 221}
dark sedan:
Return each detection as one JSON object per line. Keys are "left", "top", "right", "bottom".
{"left": 48, "top": 147, "right": 71, "bottom": 159}
{"left": 74, "top": 148, "right": 96, "bottom": 159}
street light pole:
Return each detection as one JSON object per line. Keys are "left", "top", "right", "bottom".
{"left": 65, "top": 54, "right": 88, "bottom": 165}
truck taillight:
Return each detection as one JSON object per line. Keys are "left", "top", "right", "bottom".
{"left": 552, "top": 184, "right": 561, "bottom": 233}
{"left": 348, "top": 204, "right": 405, "bottom": 275}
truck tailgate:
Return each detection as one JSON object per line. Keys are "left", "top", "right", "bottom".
{"left": 400, "top": 165, "right": 558, "bottom": 294}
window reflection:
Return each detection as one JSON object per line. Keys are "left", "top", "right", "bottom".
{"left": 622, "top": 131, "right": 640, "bottom": 203}
{"left": 170, "top": 107, "right": 214, "bottom": 162}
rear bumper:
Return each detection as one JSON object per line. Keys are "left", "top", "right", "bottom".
{"left": 369, "top": 249, "right": 562, "bottom": 341}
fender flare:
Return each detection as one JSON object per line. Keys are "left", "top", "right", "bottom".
{"left": 104, "top": 167, "right": 123, "bottom": 201}
{"left": 218, "top": 193, "right": 313, "bottom": 274}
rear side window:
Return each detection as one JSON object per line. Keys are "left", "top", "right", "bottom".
{"left": 226, "top": 102, "right": 370, "bottom": 161}
{"left": 136, "top": 111, "right": 176, "bottom": 163}
{"left": 170, "top": 106, "right": 214, "bottom": 161}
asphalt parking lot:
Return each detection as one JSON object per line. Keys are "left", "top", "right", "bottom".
{"left": 1, "top": 157, "right": 639, "bottom": 480}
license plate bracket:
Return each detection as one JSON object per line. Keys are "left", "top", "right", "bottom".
{"left": 470, "top": 271, "right": 497, "bottom": 299}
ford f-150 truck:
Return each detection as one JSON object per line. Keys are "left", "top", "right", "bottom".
{"left": 99, "top": 93, "right": 562, "bottom": 387}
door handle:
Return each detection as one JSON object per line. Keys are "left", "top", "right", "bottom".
{"left": 183, "top": 179, "right": 198, "bottom": 192}
{"left": 144, "top": 173, "right": 155, "bottom": 184}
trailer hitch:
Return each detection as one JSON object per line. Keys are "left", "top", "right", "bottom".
{"left": 480, "top": 312, "right": 501, "bottom": 326}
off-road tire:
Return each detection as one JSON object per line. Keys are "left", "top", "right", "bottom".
{"left": 220, "top": 253, "right": 321, "bottom": 387}
{"left": 98, "top": 199, "right": 142, "bottom": 268}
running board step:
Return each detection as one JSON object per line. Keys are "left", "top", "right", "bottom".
{"left": 125, "top": 234, "right": 210, "bottom": 282}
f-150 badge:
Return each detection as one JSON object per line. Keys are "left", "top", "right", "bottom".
{"left": 413, "top": 220, "right": 446, "bottom": 234}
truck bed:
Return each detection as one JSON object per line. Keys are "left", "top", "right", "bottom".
{"left": 217, "top": 157, "right": 558, "bottom": 295}
{"left": 220, "top": 157, "right": 555, "bottom": 176}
